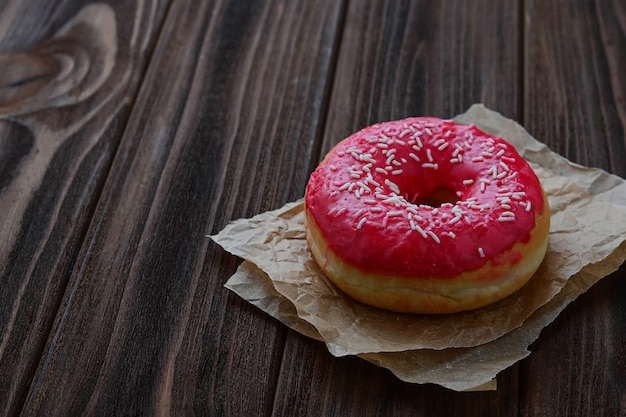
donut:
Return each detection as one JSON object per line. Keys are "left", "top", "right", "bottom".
{"left": 305, "top": 117, "right": 550, "bottom": 314}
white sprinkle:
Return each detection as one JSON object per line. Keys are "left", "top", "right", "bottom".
{"left": 401, "top": 158, "right": 407, "bottom": 163}
{"left": 525, "top": 201, "right": 532, "bottom": 211}
{"left": 448, "top": 216, "right": 462, "bottom": 225}
{"left": 495, "top": 149, "right": 506, "bottom": 158}
{"left": 428, "top": 231, "right": 441, "bottom": 244}
{"left": 450, "top": 158, "right": 460, "bottom": 164}
{"left": 375, "top": 167, "right": 388, "bottom": 175}
{"left": 337, "top": 151, "right": 345, "bottom": 157}
{"left": 422, "top": 163, "right": 438, "bottom": 169}
{"left": 463, "top": 179, "right": 474, "bottom": 185}
{"left": 384, "top": 179, "right": 401, "bottom": 194}
{"left": 356, "top": 181, "right": 371, "bottom": 192}
{"left": 425, "top": 127, "right": 433, "bottom": 136}
{"left": 415, "top": 136, "right": 423, "bottom": 148}
{"left": 487, "top": 166, "right": 497, "bottom": 178}
{"left": 501, "top": 211, "right": 515, "bottom": 217}
{"left": 377, "top": 143, "right": 389, "bottom": 148}
{"left": 470, "top": 203, "right": 491, "bottom": 210}
{"left": 409, "top": 153, "right": 420, "bottom": 162}
{"left": 480, "top": 182, "right": 486, "bottom": 193}
{"left": 395, "top": 139, "right": 406, "bottom": 146}
{"left": 432, "top": 208, "right": 439, "bottom": 215}
{"left": 499, "top": 161, "right": 510, "bottom": 171}
{"left": 415, "top": 224, "right": 428, "bottom": 239}
{"left": 329, "top": 164, "right": 337, "bottom": 171}
{"left": 447, "top": 231, "right": 456, "bottom": 239}
{"left": 452, "top": 148, "right": 461, "bottom": 157}
{"left": 472, "top": 156, "right": 484, "bottom": 162}
{"left": 438, "top": 142, "right": 449, "bottom": 151}
{"left": 391, "top": 169, "right": 403, "bottom": 175}
{"left": 354, "top": 208, "right": 364, "bottom": 217}
{"left": 497, "top": 143, "right": 508, "bottom": 149}
{"left": 376, "top": 193, "right": 388, "bottom": 200}
{"left": 501, "top": 203, "right": 512, "bottom": 209}
{"left": 458, "top": 154, "right": 463, "bottom": 162}
{"left": 386, "top": 210, "right": 404, "bottom": 217}
{"left": 339, "top": 182, "right": 351, "bottom": 190}
{"left": 392, "top": 160, "right": 402, "bottom": 166}
{"left": 498, "top": 216, "right": 515, "bottom": 222}
{"left": 427, "top": 149, "right": 433, "bottom": 162}
{"left": 433, "top": 139, "right": 446, "bottom": 148}
{"left": 406, "top": 205, "right": 418, "bottom": 214}
{"left": 370, "top": 207, "right": 383, "bottom": 213}
{"left": 502, "top": 156, "right": 516, "bottom": 163}
{"left": 399, "top": 129, "right": 411, "bottom": 138}
{"left": 365, "top": 177, "right": 381, "bottom": 188}
{"left": 350, "top": 173, "right": 361, "bottom": 179}
{"left": 363, "top": 198, "right": 377, "bottom": 205}
{"left": 478, "top": 247, "right": 485, "bottom": 258}
{"left": 445, "top": 131, "right": 452, "bottom": 137}
{"left": 356, "top": 217, "right": 367, "bottom": 229}
{"left": 481, "top": 151, "right": 493, "bottom": 158}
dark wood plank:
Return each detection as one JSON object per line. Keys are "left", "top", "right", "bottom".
{"left": 524, "top": 0, "right": 626, "bottom": 178}
{"left": 0, "top": 1, "right": 169, "bottom": 415}
{"left": 272, "top": 1, "right": 523, "bottom": 416}
{"left": 522, "top": 0, "right": 626, "bottom": 415}
{"left": 320, "top": 0, "right": 522, "bottom": 157}
{"left": 18, "top": 1, "right": 344, "bottom": 415}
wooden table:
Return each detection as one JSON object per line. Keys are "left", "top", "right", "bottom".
{"left": 1, "top": 0, "right": 624, "bottom": 415}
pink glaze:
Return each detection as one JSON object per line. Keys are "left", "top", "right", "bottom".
{"left": 305, "top": 117, "right": 546, "bottom": 279}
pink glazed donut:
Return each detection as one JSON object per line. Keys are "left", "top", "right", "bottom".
{"left": 305, "top": 117, "right": 550, "bottom": 314}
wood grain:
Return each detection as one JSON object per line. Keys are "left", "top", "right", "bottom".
{"left": 273, "top": 1, "right": 523, "bottom": 416}
{"left": 522, "top": 0, "right": 626, "bottom": 415}
{"left": 17, "top": 1, "right": 344, "bottom": 415}
{"left": 0, "top": 1, "right": 169, "bottom": 415}
{"left": 524, "top": 0, "right": 626, "bottom": 178}
{"left": 320, "top": 0, "right": 522, "bottom": 157}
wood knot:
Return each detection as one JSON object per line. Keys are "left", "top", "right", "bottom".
{"left": 0, "top": 3, "right": 117, "bottom": 117}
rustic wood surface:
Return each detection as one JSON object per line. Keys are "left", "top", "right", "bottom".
{"left": 0, "top": 0, "right": 624, "bottom": 416}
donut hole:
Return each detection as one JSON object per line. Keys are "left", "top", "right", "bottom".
{"left": 417, "top": 187, "right": 460, "bottom": 207}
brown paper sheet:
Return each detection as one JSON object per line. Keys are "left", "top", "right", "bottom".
{"left": 211, "top": 104, "right": 626, "bottom": 391}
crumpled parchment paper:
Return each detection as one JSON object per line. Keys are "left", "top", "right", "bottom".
{"left": 211, "top": 104, "right": 626, "bottom": 391}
